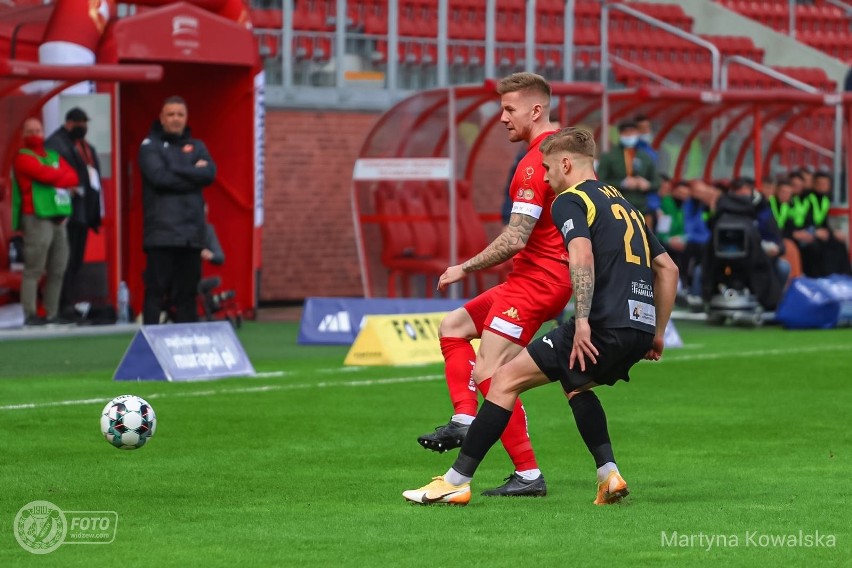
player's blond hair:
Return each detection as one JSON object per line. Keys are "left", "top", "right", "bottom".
{"left": 540, "top": 127, "right": 596, "bottom": 159}
{"left": 496, "top": 72, "right": 552, "bottom": 100}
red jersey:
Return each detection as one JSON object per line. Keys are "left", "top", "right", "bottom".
{"left": 13, "top": 144, "right": 79, "bottom": 215}
{"left": 506, "top": 130, "right": 569, "bottom": 284}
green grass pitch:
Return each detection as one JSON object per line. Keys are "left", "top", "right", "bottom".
{"left": 0, "top": 320, "right": 849, "bottom": 567}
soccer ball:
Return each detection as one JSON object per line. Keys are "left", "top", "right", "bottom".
{"left": 100, "top": 395, "right": 157, "bottom": 450}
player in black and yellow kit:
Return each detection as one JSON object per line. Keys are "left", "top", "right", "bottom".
{"left": 403, "top": 127, "right": 679, "bottom": 506}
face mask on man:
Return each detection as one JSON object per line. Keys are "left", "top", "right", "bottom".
{"left": 620, "top": 135, "right": 638, "bottom": 148}
{"left": 69, "top": 126, "right": 88, "bottom": 140}
{"left": 23, "top": 135, "right": 44, "bottom": 148}
{"left": 639, "top": 133, "right": 653, "bottom": 144}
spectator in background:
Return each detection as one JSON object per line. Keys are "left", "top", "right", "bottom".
{"left": 634, "top": 114, "right": 658, "bottom": 165}
{"left": 678, "top": 180, "right": 714, "bottom": 306}
{"left": 656, "top": 180, "right": 697, "bottom": 296}
{"left": 770, "top": 178, "right": 800, "bottom": 240}
{"left": 139, "top": 95, "right": 216, "bottom": 324}
{"left": 804, "top": 172, "right": 851, "bottom": 276}
{"left": 730, "top": 177, "right": 791, "bottom": 287}
{"left": 788, "top": 171, "right": 806, "bottom": 196}
{"left": 797, "top": 167, "right": 815, "bottom": 195}
{"left": 11, "top": 117, "right": 79, "bottom": 326}
{"left": 596, "top": 120, "right": 658, "bottom": 218}
{"left": 654, "top": 177, "right": 685, "bottom": 259}
{"left": 45, "top": 107, "right": 103, "bottom": 319}
{"left": 635, "top": 115, "right": 666, "bottom": 217}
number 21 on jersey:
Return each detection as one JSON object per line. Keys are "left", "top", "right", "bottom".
{"left": 611, "top": 204, "right": 651, "bottom": 267}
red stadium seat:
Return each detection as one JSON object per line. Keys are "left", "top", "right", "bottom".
{"left": 363, "top": 0, "right": 388, "bottom": 34}
{"left": 375, "top": 184, "right": 446, "bottom": 298}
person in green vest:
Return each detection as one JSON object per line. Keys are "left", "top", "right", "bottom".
{"left": 804, "top": 173, "right": 851, "bottom": 276}
{"left": 596, "top": 120, "right": 658, "bottom": 219}
{"left": 11, "top": 117, "right": 80, "bottom": 326}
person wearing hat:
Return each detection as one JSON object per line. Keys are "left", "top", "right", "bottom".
{"left": 45, "top": 106, "right": 103, "bottom": 317}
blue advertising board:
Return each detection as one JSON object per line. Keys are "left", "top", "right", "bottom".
{"left": 298, "top": 297, "right": 466, "bottom": 345}
{"left": 114, "top": 321, "right": 255, "bottom": 381}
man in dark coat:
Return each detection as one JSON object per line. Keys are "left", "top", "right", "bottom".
{"left": 138, "top": 96, "right": 216, "bottom": 324}
{"left": 45, "top": 107, "right": 102, "bottom": 314}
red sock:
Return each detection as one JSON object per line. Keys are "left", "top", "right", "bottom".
{"left": 478, "top": 378, "right": 538, "bottom": 472}
{"left": 439, "top": 337, "right": 477, "bottom": 417}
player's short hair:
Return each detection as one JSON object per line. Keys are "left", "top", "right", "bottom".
{"left": 497, "top": 72, "right": 552, "bottom": 100}
{"left": 540, "top": 127, "right": 596, "bottom": 158}
{"left": 813, "top": 171, "right": 831, "bottom": 182}
{"left": 162, "top": 95, "right": 187, "bottom": 108}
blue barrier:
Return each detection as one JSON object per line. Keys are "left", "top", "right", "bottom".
{"left": 298, "top": 297, "right": 467, "bottom": 345}
{"left": 776, "top": 275, "right": 852, "bottom": 329}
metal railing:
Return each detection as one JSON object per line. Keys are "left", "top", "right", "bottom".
{"left": 721, "top": 55, "right": 840, "bottom": 191}
{"left": 720, "top": 55, "right": 819, "bottom": 93}
{"left": 609, "top": 54, "right": 681, "bottom": 89}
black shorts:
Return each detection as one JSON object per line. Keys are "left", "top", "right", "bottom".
{"left": 527, "top": 318, "right": 654, "bottom": 392}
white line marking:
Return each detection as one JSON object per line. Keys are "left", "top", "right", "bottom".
{"left": 658, "top": 344, "right": 851, "bottom": 363}
{"left": 2, "top": 343, "right": 850, "bottom": 412}
{"left": 0, "top": 374, "right": 444, "bottom": 411}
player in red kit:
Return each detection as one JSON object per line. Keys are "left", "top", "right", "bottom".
{"left": 416, "top": 72, "right": 571, "bottom": 496}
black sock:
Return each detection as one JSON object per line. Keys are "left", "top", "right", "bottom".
{"left": 452, "top": 400, "right": 513, "bottom": 478}
{"left": 569, "top": 390, "right": 615, "bottom": 468}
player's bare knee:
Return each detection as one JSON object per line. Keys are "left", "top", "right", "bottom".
{"left": 492, "top": 366, "right": 525, "bottom": 397}
{"left": 438, "top": 309, "right": 473, "bottom": 339}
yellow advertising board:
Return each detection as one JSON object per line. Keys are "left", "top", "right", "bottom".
{"left": 344, "top": 312, "right": 479, "bottom": 366}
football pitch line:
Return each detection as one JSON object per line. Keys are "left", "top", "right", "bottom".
{"left": 0, "top": 343, "right": 849, "bottom": 412}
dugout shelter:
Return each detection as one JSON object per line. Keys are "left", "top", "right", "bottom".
{"left": 0, "top": 0, "right": 263, "bottom": 318}
{"left": 352, "top": 81, "right": 852, "bottom": 298}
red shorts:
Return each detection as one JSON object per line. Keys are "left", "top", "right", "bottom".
{"left": 464, "top": 274, "right": 573, "bottom": 346}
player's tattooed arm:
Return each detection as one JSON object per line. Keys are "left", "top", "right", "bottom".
{"left": 570, "top": 264, "right": 595, "bottom": 319}
{"left": 461, "top": 212, "right": 537, "bottom": 272}
{"left": 566, "top": 236, "right": 595, "bottom": 319}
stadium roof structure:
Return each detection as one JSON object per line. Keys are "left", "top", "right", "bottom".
{"left": 352, "top": 81, "right": 852, "bottom": 298}
{"left": 610, "top": 86, "right": 852, "bottom": 185}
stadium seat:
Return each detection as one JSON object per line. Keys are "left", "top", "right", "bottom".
{"left": 536, "top": 0, "right": 564, "bottom": 45}
{"left": 250, "top": 9, "right": 283, "bottom": 30}
{"left": 374, "top": 183, "right": 446, "bottom": 298}
{"left": 293, "top": 0, "right": 331, "bottom": 31}
{"left": 496, "top": 0, "right": 524, "bottom": 42}
{"left": 363, "top": 0, "right": 388, "bottom": 35}
{"left": 423, "top": 181, "right": 509, "bottom": 295}
{"left": 372, "top": 40, "right": 405, "bottom": 64}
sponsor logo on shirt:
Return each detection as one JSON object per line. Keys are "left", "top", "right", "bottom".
{"left": 631, "top": 280, "right": 654, "bottom": 299}
{"left": 523, "top": 189, "right": 534, "bottom": 200}
{"left": 561, "top": 219, "right": 574, "bottom": 237}
{"left": 628, "top": 299, "right": 656, "bottom": 326}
